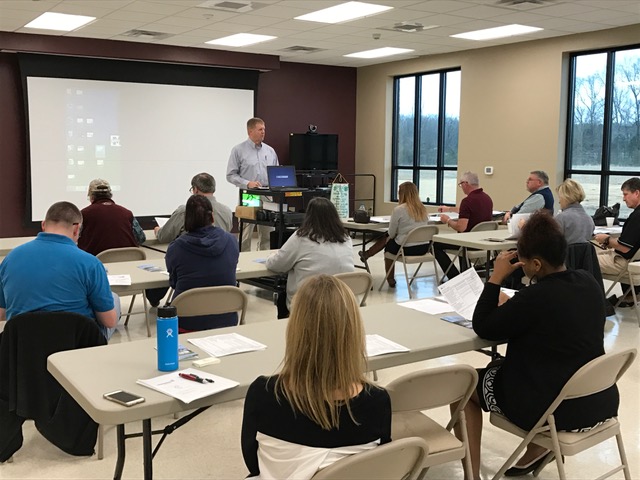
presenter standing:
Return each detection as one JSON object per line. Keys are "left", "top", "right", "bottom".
{"left": 227, "top": 117, "right": 279, "bottom": 251}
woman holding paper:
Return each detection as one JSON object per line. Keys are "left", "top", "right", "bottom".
{"left": 460, "top": 213, "right": 618, "bottom": 479}
{"left": 358, "top": 181, "right": 430, "bottom": 287}
{"left": 241, "top": 275, "right": 391, "bottom": 480}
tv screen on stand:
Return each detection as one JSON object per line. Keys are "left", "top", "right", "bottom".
{"left": 289, "top": 133, "right": 338, "bottom": 171}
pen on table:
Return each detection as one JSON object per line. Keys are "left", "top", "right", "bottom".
{"left": 178, "top": 373, "right": 214, "bottom": 384}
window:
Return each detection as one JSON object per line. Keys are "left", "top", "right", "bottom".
{"left": 566, "top": 45, "right": 640, "bottom": 218}
{"left": 391, "top": 69, "right": 461, "bottom": 204}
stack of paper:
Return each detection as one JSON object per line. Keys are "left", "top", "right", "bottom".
{"left": 107, "top": 275, "right": 131, "bottom": 286}
{"left": 137, "top": 368, "right": 238, "bottom": 404}
{"left": 188, "top": 333, "right": 267, "bottom": 357}
{"left": 366, "top": 334, "right": 409, "bottom": 357}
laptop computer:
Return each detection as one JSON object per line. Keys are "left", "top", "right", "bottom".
{"left": 267, "top": 165, "right": 307, "bottom": 191}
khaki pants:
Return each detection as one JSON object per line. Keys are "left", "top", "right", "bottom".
{"left": 596, "top": 248, "right": 628, "bottom": 276}
{"left": 241, "top": 223, "right": 273, "bottom": 252}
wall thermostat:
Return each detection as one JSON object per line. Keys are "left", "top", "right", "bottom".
{"left": 484, "top": 166, "right": 494, "bottom": 175}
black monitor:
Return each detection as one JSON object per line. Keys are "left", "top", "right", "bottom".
{"left": 289, "top": 133, "right": 338, "bottom": 171}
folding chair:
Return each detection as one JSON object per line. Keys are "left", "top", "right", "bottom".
{"left": 602, "top": 249, "right": 640, "bottom": 302}
{"left": 170, "top": 285, "right": 248, "bottom": 326}
{"left": 334, "top": 271, "right": 374, "bottom": 306}
{"left": 96, "top": 247, "right": 151, "bottom": 337}
{"left": 311, "top": 437, "right": 429, "bottom": 480}
{"left": 386, "top": 364, "right": 478, "bottom": 480}
{"left": 625, "top": 262, "right": 640, "bottom": 326}
{"left": 489, "top": 348, "right": 637, "bottom": 480}
{"left": 441, "top": 221, "right": 499, "bottom": 279}
{"left": 379, "top": 225, "right": 439, "bottom": 299}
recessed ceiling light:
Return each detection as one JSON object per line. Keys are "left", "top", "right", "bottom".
{"left": 206, "top": 33, "right": 276, "bottom": 47}
{"left": 295, "top": 1, "right": 392, "bottom": 24}
{"left": 345, "top": 47, "right": 413, "bottom": 59}
{"left": 451, "top": 24, "right": 542, "bottom": 41}
{"left": 24, "top": 12, "right": 96, "bottom": 32}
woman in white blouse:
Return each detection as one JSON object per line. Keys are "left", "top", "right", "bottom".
{"left": 359, "top": 182, "right": 430, "bottom": 287}
{"left": 266, "top": 197, "right": 354, "bottom": 317}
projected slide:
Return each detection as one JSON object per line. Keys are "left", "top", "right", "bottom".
{"left": 27, "top": 77, "right": 254, "bottom": 221}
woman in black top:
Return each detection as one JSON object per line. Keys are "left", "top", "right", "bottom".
{"left": 464, "top": 212, "right": 618, "bottom": 480}
{"left": 241, "top": 275, "right": 391, "bottom": 479}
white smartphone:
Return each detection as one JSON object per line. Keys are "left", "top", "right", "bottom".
{"left": 103, "top": 390, "right": 145, "bottom": 407}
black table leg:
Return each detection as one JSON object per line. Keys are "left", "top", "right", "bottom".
{"left": 142, "top": 419, "right": 153, "bottom": 480}
{"left": 113, "top": 424, "right": 126, "bottom": 480}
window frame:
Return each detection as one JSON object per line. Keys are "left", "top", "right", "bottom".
{"left": 565, "top": 43, "right": 640, "bottom": 217}
{"left": 391, "top": 67, "right": 461, "bottom": 204}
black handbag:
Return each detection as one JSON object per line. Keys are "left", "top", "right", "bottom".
{"left": 592, "top": 203, "right": 620, "bottom": 226}
{"left": 353, "top": 209, "right": 370, "bottom": 224}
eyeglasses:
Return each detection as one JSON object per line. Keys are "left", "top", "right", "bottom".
{"left": 72, "top": 222, "right": 83, "bottom": 237}
{"left": 457, "top": 181, "right": 468, "bottom": 187}
{"left": 189, "top": 186, "right": 194, "bottom": 193}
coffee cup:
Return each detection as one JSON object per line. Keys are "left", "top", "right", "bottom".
{"left": 606, "top": 217, "right": 615, "bottom": 227}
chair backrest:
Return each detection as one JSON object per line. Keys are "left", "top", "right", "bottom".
{"left": 470, "top": 221, "right": 499, "bottom": 232}
{"left": 386, "top": 364, "right": 478, "bottom": 430}
{"left": 96, "top": 247, "right": 146, "bottom": 263}
{"left": 310, "top": 437, "right": 429, "bottom": 480}
{"left": 399, "top": 225, "right": 439, "bottom": 249}
{"left": 529, "top": 349, "right": 636, "bottom": 432}
{"left": 170, "top": 286, "right": 248, "bottom": 325}
{"left": 334, "top": 271, "right": 373, "bottom": 306}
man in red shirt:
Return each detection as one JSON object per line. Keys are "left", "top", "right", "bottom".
{"left": 78, "top": 179, "right": 145, "bottom": 256}
{"left": 434, "top": 171, "right": 494, "bottom": 279}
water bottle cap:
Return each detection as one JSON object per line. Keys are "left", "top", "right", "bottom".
{"left": 157, "top": 305, "right": 177, "bottom": 318}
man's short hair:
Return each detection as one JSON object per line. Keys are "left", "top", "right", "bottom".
{"left": 191, "top": 173, "right": 216, "bottom": 194}
{"left": 88, "top": 178, "right": 113, "bottom": 199}
{"left": 462, "top": 171, "right": 479, "bottom": 186}
{"left": 45, "top": 201, "right": 82, "bottom": 225}
{"left": 531, "top": 170, "right": 549, "bottom": 185}
{"left": 247, "top": 117, "right": 264, "bottom": 130}
{"left": 621, "top": 177, "right": 640, "bottom": 192}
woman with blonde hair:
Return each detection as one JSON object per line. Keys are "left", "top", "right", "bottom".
{"left": 359, "top": 181, "right": 430, "bottom": 287}
{"left": 241, "top": 275, "right": 391, "bottom": 480}
{"left": 555, "top": 178, "right": 594, "bottom": 244}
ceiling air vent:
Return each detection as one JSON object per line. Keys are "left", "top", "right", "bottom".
{"left": 197, "top": 1, "right": 264, "bottom": 13}
{"left": 121, "top": 29, "right": 172, "bottom": 40}
{"left": 379, "top": 22, "right": 438, "bottom": 34}
{"left": 280, "top": 46, "right": 325, "bottom": 54}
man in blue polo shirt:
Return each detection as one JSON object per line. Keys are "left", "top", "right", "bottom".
{"left": 0, "top": 201, "right": 118, "bottom": 340}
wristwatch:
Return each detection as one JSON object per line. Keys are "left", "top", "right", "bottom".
{"left": 603, "top": 236, "right": 610, "bottom": 247}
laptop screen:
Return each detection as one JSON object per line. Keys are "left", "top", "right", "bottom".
{"left": 267, "top": 165, "right": 297, "bottom": 188}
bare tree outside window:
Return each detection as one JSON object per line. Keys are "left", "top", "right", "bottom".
{"left": 392, "top": 69, "right": 460, "bottom": 205}
{"left": 566, "top": 46, "right": 640, "bottom": 218}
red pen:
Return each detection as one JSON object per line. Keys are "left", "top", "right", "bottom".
{"left": 179, "top": 373, "right": 206, "bottom": 384}
{"left": 179, "top": 373, "right": 214, "bottom": 384}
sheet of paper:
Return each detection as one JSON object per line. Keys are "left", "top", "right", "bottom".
{"left": 253, "top": 258, "right": 267, "bottom": 264}
{"left": 429, "top": 212, "right": 459, "bottom": 221}
{"left": 437, "top": 267, "right": 485, "bottom": 320}
{"left": 155, "top": 217, "right": 169, "bottom": 228}
{"left": 107, "top": 274, "right": 131, "bottom": 286}
{"left": 188, "top": 333, "right": 267, "bottom": 357}
{"left": 441, "top": 315, "right": 473, "bottom": 329}
{"left": 398, "top": 298, "right": 454, "bottom": 315}
{"left": 366, "top": 334, "right": 409, "bottom": 357}
{"left": 501, "top": 287, "right": 517, "bottom": 298}
{"left": 369, "top": 216, "right": 391, "bottom": 223}
{"left": 137, "top": 368, "right": 238, "bottom": 404}
{"left": 137, "top": 264, "right": 167, "bottom": 274}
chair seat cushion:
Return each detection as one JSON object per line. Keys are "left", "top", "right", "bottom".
{"left": 392, "top": 411, "right": 463, "bottom": 454}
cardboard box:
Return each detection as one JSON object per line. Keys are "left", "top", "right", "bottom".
{"left": 235, "top": 206, "right": 259, "bottom": 220}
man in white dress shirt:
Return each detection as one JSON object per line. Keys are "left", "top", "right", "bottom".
{"left": 226, "top": 117, "right": 279, "bottom": 251}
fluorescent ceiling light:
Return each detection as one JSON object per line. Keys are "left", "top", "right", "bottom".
{"left": 295, "top": 1, "right": 392, "bottom": 24}
{"left": 451, "top": 24, "right": 542, "bottom": 41}
{"left": 206, "top": 33, "right": 276, "bottom": 47}
{"left": 345, "top": 47, "right": 413, "bottom": 59}
{"left": 24, "top": 12, "right": 95, "bottom": 32}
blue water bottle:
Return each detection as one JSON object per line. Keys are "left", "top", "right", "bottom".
{"left": 157, "top": 306, "right": 179, "bottom": 371}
